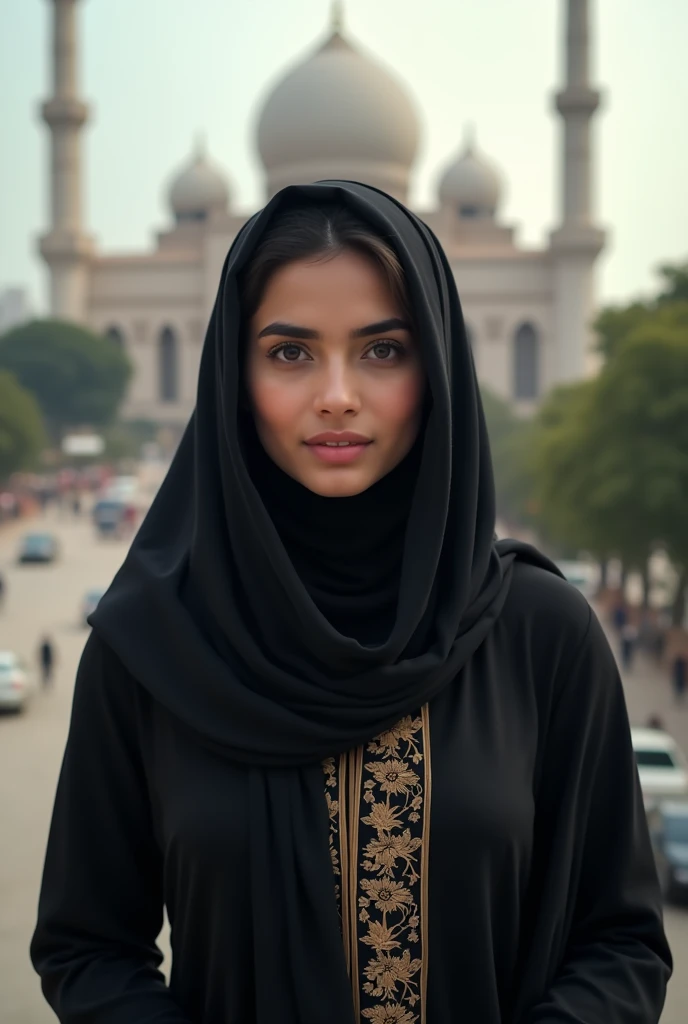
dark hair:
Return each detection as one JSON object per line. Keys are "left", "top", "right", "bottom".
{"left": 240, "top": 202, "right": 413, "bottom": 324}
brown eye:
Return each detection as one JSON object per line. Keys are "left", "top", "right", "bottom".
{"left": 270, "top": 343, "right": 308, "bottom": 362}
{"left": 366, "top": 341, "right": 403, "bottom": 361}
{"left": 281, "top": 345, "right": 302, "bottom": 362}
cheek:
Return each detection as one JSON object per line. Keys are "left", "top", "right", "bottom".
{"left": 371, "top": 371, "right": 425, "bottom": 429}
{"left": 248, "top": 375, "right": 305, "bottom": 436}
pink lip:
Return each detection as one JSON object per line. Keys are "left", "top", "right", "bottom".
{"left": 305, "top": 431, "right": 372, "bottom": 445}
{"left": 304, "top": 438, "right": 372, "bottom": 464}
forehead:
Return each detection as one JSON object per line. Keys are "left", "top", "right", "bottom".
{"left": 253, "top": 250, "right": 402, "bottom": 321}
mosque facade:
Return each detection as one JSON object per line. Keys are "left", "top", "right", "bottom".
{"left": 40, "top": 0, "right": 605, "bottom": 425}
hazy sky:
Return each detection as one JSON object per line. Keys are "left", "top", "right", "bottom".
{"left": 1, "top": 0, "right": 686, "bottom": 313}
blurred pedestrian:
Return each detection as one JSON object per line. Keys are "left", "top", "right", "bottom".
{"left": 620, "top": 620, "right": 638, "bottom": 671}
{"left": 672, "top": 653, "right": 687, "bottom": 705}
{"left": 38, "top": 635, "right": 56, "bottom": 688}
{"left": 0, "top": 570, "right": 5, "bottom": 610}
{"left": 645, "top": 714, "right": 665, "bottom": 731}
{"left": 652, "top": 621, "right": 668, "bottom": 664}
{"left": 612, "top": 598, "right": 627, "bottom": 635}
{"left": 122, "top": 503, "right": 137, "bottom": 535}
{"left": 637, "top": 608, "right": 655, "bottom": 654}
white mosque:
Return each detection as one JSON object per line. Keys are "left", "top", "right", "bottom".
{"left": 40, "top": 0, "right": 605, "bottom": 426}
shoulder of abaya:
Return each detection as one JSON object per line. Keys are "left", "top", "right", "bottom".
{"left": 498, "top": 560, "right": 595, "bottom": 697}
{"left": 76, "top": 631, "right": 152, "bottom": 727}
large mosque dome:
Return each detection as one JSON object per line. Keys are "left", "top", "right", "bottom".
{"left": 256, "top": 13, "right": 420, "bottom": 202}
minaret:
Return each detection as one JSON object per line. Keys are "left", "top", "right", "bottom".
{"left": 550, "top": 0, "right": 605, "bottom": 383}
{"left": 39, "top": 0, "right": 93, "bottom": 322}
{"left": 331, "top": 0, "right": 344, "bottom": 34}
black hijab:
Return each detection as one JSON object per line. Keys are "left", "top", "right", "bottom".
{"left": 241, "top": 414, "right": 424, "bottom": 645}
{"left": 91, "top": 180, "right": 559, "bottom": 1022}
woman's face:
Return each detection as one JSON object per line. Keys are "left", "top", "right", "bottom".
{"left": 246, "top": 248, "right": 425, "bottom": 497}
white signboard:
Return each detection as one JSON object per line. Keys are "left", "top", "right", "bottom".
{"left": 61, "top": 434, "right": 105, "bottom": 457}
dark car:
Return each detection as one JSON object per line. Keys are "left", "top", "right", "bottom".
{"left": 92, "top": 499, "right": 125, "bottom": 536}
{"left": 17, "top": 532, "right": 60, "bottom": 564}
{"left": 648, "top": 801, "right": 688, "bottom": 901}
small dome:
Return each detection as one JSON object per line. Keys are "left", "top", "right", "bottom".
{"left": 438, "top": 130, "right": 503, "bottom": 218}
{"left": 168, "top": 140, "right": 230, "bottom": 223}
{"left": 256, "top": 9, "right": 420, "bottom": 200}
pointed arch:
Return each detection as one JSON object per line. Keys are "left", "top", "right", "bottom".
{"left": 159, "top": 326, "right": 179, "bottom": 403}
{"left": 513, "top": 322, "right": 540, "bottom": 400}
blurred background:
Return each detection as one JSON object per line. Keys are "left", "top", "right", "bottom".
{"left": 0, "top": 1, "right": 686, "bottom": 1021}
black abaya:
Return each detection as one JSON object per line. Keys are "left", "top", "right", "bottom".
{"left": 31, "top": 181, "right": 671, "bottom": 1022}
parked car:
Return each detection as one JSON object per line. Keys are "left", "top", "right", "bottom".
{"left": 92, "top": 499, "right": 125, "bottom": 537}
{"left": 17, "top": 531, "right": 60, "bottom": 564}
{"left": 0, "top": 651, "right": 35, "bottom": 712}
{"left": 81, "top": 587, "right": 106, "bottom": 627}
{"left": 647, "top": 801, "right": 688, "bottom": 901}
{"left": 103, "top": 475, "right": 139, "bottom": 503}
{"left": 631, "top": 728, "right": 688, "bottom": 809}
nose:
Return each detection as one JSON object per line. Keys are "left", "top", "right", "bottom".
{"left": 314, "top": 359, "right": 361, "bottom": 417}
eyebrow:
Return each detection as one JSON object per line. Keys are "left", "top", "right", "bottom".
{"left": 256, "top": 317, "right": 411, "bottom": 341}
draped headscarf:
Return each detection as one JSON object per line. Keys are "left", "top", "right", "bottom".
{"left": 91, "top": 180, "right": 559, "bottom": 1022}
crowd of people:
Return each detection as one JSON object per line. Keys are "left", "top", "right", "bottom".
{"left": 608, "top": 594, "right": 687, "bottom": 703}
{"left": 0, "top": 465, "right": 113, "bottom": 527}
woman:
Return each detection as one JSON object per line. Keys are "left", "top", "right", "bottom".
{"left": 31, "top": 181, "right": 671, "bottom": 1023}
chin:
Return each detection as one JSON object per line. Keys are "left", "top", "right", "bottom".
{"left": 300, "top": 470, "right": 377, "bottom": 498}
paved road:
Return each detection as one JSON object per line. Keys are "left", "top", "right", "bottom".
{"left": 0, "top": 512, "right": 686, "bottom": 1022}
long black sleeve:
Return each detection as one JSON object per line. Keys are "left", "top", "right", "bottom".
{"left": 31, "top": 634, "right": 191, "bottom": 1023}
{"left": 520, "top": 607, "right": 672, "bottom": 1022}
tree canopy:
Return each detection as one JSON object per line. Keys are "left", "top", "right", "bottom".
{"left": 656, "top": 260, "right": 688, "bottom": 305}
{"left": 593, "top": 305, "right": 688, "bottom": 568}
{"left": 533, "top": 260, "right": 688, "bottom": 618}
{"left": 481, "top": 387, "right": 537, "bottom": 528}
{"left": 0, "top": 370, "right": 46, "bottom": 482}
{"left": 0, "top": 319, "right": 131, "bottom": 436}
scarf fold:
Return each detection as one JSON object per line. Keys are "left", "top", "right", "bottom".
{"left": 241, "top": 415, "right": 424, "bottom": 645}
{"left": 90, "top": 180, "right": 560, "bottom": 1022}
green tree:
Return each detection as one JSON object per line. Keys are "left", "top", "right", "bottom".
{"left": 0, "top": 319, "right": 131, "bottom": 436}
{"left": 481, "top": 388, "right": 537, "bottom": 528}
{"left": 594, "top": 258, "right": 688, "bottom": 359}
{"left": 592, "top": 308, "right": 688, "bottom": 621}
{"left": 535, "top": 305, "right": 688, "bottom": 620}
{"left": 656, "top": 260, "right": 688, "bottom": 305}
{"left": 593, "top": 302, "right": 650, "bottom": 360}
{"left": 531, "top": 380, "right": 613, "bottom": 560}
{"left": 0, "top": 370, "right": 46, "bottom": 481}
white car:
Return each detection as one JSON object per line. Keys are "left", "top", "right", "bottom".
{"left": 102, "top": 475, "right": 139, "bottom": 503}
{"left": 0, "top": 651, "right": 35, "bottom": 713}
{"left": 631, "top": 728, "right": 688, "bottom": 809}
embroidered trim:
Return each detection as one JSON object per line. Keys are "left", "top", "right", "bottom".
{"left": 323, "top": 706, "right": 431, "bottom": 1024}
{"left": 323, "top": 757, "right": 341, "bottom": 920}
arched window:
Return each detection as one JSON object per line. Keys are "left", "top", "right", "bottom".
{"left": 513, "top": 322, "right": 540, "bottom": 400}
{"left": 159, "top": 326, "right": 179, "bottom": 403}
{"left": 105, "top": 325, "right": 124, "bottom": 348}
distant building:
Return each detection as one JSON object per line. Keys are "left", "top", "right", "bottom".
{"left": 39, "top": 0, "right": 605, "bottom": 427}
{"left": 0, "top": 287, "right": 32, "bottom": 335}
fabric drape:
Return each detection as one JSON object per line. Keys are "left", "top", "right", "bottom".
{"left": 89, "top": 180, "right": 561, "bottom": 1023}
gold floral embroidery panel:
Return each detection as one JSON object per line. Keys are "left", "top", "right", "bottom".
{"left": 323, "top": 705, "right": 431, "bottom": 1024}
